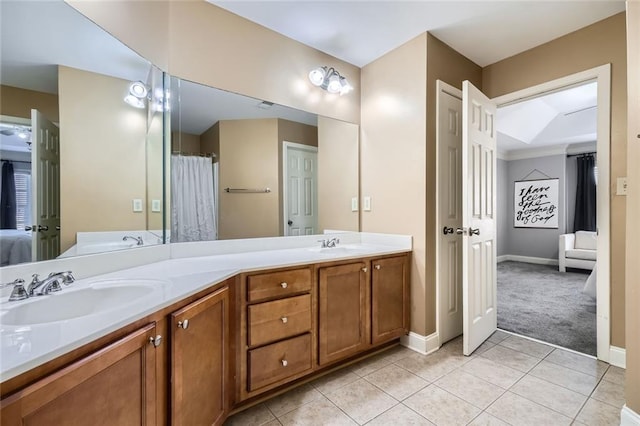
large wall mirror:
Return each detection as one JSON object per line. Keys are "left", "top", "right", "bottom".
{"left": 170, "top": 77, "right": 360, "bottom": 242}
{"left": 0, "top": 1, "right": 166, "bottom": 266}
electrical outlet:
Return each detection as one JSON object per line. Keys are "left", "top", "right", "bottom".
{"left": 363, "top": 196, "right": 372, "bottom": 212}
{"left": 132, "top": 199, "right": 143, "bottom": 212}
{"left": 617, "top": 177, "right": 628, "bottom": 196}
{"left": 351, "top": 197, "right": 359, "bottom": 212}
{"left": 151, "top": 199, "right": 161, "bottom": 212}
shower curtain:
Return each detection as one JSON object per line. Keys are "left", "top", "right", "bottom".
{"left": 171, "top": 155, "right": 217, "bottom": 242}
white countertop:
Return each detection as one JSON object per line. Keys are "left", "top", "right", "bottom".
{"left": 0, "top": 234, "right": 410, "bottom": 382}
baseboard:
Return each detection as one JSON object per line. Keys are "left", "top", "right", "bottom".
{"left": 499, "top": 255, "right": 558, "bottom": 266}
{"left": 621, "top": 405, "right": 640, "bottom": 426}
{"left": 401, "top": 332, "right": 440, "bottom": 355}
{"left": 609, "top": 346, "right": 626, "bottom": 368}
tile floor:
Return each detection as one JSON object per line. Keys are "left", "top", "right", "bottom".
{"left": 225, "top": 331, "right": 625, "bottom": 426}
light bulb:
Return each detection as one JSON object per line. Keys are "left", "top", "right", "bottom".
{"left": 124, "top": 94, "right": 145, "bottom": 109}
{"left": 339, "top": 77, "right": 353, "bottom": 95}
{"left": 308, "top": 67, "right": 326, "bottom": 87}
{"left": 129, "top": 81, "right": 148, "bottom": 98}
{"left": 326, "top": 73, "right": 342, "bottom": 94}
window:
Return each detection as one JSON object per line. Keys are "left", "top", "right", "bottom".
{"left": 14, "top": 172, "right": 31, "bottom": 230}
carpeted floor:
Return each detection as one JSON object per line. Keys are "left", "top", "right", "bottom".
{"left": 497, "top": 261, "right": 596, "bottom": 356}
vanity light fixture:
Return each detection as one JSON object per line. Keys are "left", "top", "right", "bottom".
{"left": 308, "top": 66, "right": 353, "bottom": 95}
{"left": 124, "top": 81, "right": 149, "bottom": 109}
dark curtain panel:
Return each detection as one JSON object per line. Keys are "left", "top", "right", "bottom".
{"left": 574, "top": 154, "right": 597, "bottom": 232}
{"left": 1, "top": 161, "right": 17, "bottom": 229}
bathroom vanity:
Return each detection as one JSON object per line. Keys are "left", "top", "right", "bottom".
{"left": 0, "top": 235, "right": 411, "bottom": 425}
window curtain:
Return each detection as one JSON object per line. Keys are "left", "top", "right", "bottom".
{"left": 573, "top": 154, "right": 596, "bottom": 232}
{"left": 0, "top": 162, "right": 17, "bottom": 229}
{"left": 171, "top": 155, "right": 217, "bottom": 242}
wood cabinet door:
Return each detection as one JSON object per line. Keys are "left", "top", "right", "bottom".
{"left": 0, "top": 324, "right": 158, "bottom": 426}
{"left": 371, "top": 255, "right": 410, "bottom": 344}
{"left": 318, "top": 262, "right": 368, "bottom": 365}
{"left": 171, "top": 286, "right": 229, "bottom": 426}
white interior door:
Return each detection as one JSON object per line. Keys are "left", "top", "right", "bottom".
{"left": 462, "top": 81, "right": 498, "bottom": 356}
{"left": 31, "top": 109, "right": 60, "bottom": 261}
{"left": 284, "top": 142, "right": 317, "bottom": 236}
{"left": 437, "top": 81, "right": 464, "bottom": 345}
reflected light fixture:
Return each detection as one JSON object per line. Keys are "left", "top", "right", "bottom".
{"left": 308, "top": 66, "right": 353, "bottom": 95}
{"left": 124, "top": 81, "right": 149, "bottom": 109}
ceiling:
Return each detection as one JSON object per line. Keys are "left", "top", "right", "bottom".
{"left": 496, "top": 81, "right": 597, "bottom": 152}
{"left": 210, "top": 1, "right": 624, "bottom": 68}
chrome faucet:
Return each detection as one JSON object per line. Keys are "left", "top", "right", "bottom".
{"left": 317, "top": 237, "right": 340, "bottom": 248}
{"left": 27, "top": 271, "right": 75, "bottom": 296}
{"left": 123, "top": 235, "right": 144, "bottom": 246}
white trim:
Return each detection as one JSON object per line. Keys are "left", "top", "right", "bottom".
{"left": 435, "top": 80, "right": 463, "bottom": 347}
{"left": 621, "top": 405, "right": 640, "bottom": 426}
{"left": 400, "top": 332, "right": 440, "bottom": 355}
{"left": 282, "top": 141, "right": 318, "bottom": 237}
{"left": 498, "top": 328, "right": 598, "bottom": 359}
{"left": 501, "top": 144, "right": 568, "bottom": 161}
{"left": 497, "top": 255, "right": 558, "bottom": 266}
{"left": 492, "top": 64, "right": 611, "bottom": 362}
{"left": 609, "top": 346, "right": 626, "bottom": 368}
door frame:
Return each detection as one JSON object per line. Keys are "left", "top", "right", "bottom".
{"left": 491, "top": 64, "right": 611, "bottom": 362}
{"left": 282, "top": 141, "right": 318, "bottom": 236}
{"left": 435, "top": 80, "right": 463, "bottom": 347}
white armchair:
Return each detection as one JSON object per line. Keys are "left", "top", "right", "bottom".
{"left": 559, "top": 231, "right": 597, "bottom": 272}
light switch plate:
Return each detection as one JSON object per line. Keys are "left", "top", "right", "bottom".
{"left": 132, "top": 199, "right": 143, "bottom": 212}
{"left": 351, "top": 197, "right": 359, "bottom": 212}
{"left": 617, "top": 177, "right": 628, "bottom": 196}
{"left": 151, "top": 199, "right": 161, "bottom": 212}
{"left": 363, "top": 196, "right": 372, "bottom": 212}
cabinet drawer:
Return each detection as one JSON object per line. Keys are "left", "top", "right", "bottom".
{"left": 248, "top": 294, "right": 311, "bottom": 347}
{"left": 247, "top": 268, "right": 311, "bottom": 302}
{"left": 248, "top": 334, "right": 311, "bottom": 391}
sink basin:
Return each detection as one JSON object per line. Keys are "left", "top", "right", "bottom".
{"left": 1, "top": 280, "right": 164, "bottom": 326}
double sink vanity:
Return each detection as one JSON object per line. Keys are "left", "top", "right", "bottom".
{"left": 0, "top": 232, "right": 411, "bottom": 425}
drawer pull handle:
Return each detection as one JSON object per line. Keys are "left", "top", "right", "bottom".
{"left": 375, "top": 264, "right": 381, "bottom": 270}
{"left": 362, "top": 267, "right": 367, "bottom": 273}
{"left": 281, "top": 317, "right": 288, "bottom": 324}
{"left": 280, "top": 282, "right": 288, "bottom": 289}
{"left": 281, "top": 359, "right": 288, "bottom": 367}
{"left": 178, "top": 319, "right": 189, "bottom": 329}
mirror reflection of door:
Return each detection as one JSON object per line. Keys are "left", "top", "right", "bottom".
{"left": 284, "top": 142, "right": 318, "bottom": 236}
{"left": 31, "top": 109, "right": 61, "bottom": 261}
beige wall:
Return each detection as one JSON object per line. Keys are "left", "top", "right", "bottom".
{"left": 58, "top": 66, "right": 147, "bottom": 251}
{"left": 625, "top": 1, "right": 640, "bottom": 414}
{"left": 361, "top": 34, "right": 428, "bottom": 335}
{"left": 424, "top": 34, "right": 483, "bottom": 334}
{"left": 317, "top": 116, "right": 360, "bottom": 233}
{"left": 0, "top": 85, "right": 59, "bottom": 123}
{"left": 201, "top": 122, "right": 220, "bottom": 161}
{"left": 171, "top": 131, "right": 201, "bottom": 154}
{"left": 218, "top": 119, "right": 279, "bottom": 239}
{"left": 67, "top": 1, "right": 360, "bottom": 125}
{"left": 147, "top": 113, "right": 164, "bottom": 231}
{"left": 482, "top": 13, "right": 628, "bottom": 347}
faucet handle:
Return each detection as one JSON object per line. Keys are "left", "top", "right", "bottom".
{"left": 7, "top": 279, "right": 28, "bottom": 301}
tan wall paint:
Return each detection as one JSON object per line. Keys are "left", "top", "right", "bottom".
{"left": 171, "top": 131, "right": 201, "bottom": 153}
{"left": 0, "top": 85, "right": 59, "bottom": 122}
{"left": 361, "top": 34, "right": 428, "bottom": 335}
{"left": 425, "top": 34, "right": 483, "bottom": 335}
{"left": 625, "top": 1, "right": 640, "bottom": 414}
{"left": 67, "top": 1, "right": 360, "bottom": 125}
{"left": 200, "top": 122, "right": 220, "bottom": 161}
{"left": 58, "top": 66, "right": 147, "bottom": 251}
{"left": 482, "top": 13, "right": 628, "bottom": 347}
{"left": 317, "top": 116, "right": 360, "bottom": 233}
{"left": 218, "top": 119, "right": 279, "bottom": 239}
{"left": 277, "top": 119, "right": 318, "bottom": 235}
{"left": 147, "top": 113, "right": 164, "bottom": 231}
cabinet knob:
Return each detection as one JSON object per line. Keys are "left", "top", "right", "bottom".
{"left": 281, "top": 317, "right": 288, "bottom": 324}
{"left": 281, "top": 359, "right": 288, "bottom": 367}
{"left": 149, "top": 335, "right": 162, "bottom": 347}
{"left": 374, "top": 264, "right": 381, "bottom": 270}
{"left": 280, "top": 282, "right": 288, "bottom": 289}
{"left": 362, "top": 267, "right": 367, "bottom": 273}
{"left": 178, "top": 319, "right": 189, "bottom": 329}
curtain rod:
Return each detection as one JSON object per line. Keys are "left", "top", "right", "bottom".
{"left": 1, "top": 159, "right": 31, "bottom": 165}
{"left": 567, "top": 151, "right": 596, "bottom": 158}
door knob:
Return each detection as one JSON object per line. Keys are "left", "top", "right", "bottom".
{"left": 149, "top": 335, "right": 162, "bottom": 347}
{"left": 178, "top": 319, "right": 189, "bottom": 329}
{"left": 455, "top": 228, "right": 466, "bottom": 235}
{"left": 25, "top": 226, "right": 32, "bottom": 231}
{"left": 55, "top": 225, "right": 61, "bottom": 231}
{"left": 443, "top": 226, "right": 454, "bottom": 235}
{"left": 281, "top": 359, "right": 288, "bottom": 367}
{"left": 374, "top": 264, "right": 381, "bottom": 270}
{"left": 280, "top": 282, "right": 288, "bottom": 289}
{"left": 38, "top": 225, "right": 48, "bottom": 231}
{"left": 287, "top": 220, "right": 293, "bottom": 226}
{"left": 281, "top": 317, "right": 288, "bottom": 324}
{"left": 362, "top": 267, "right": 368, "bottom": 273}
{"left": 469, "top": 228, "right": 480, "bottom": 236}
